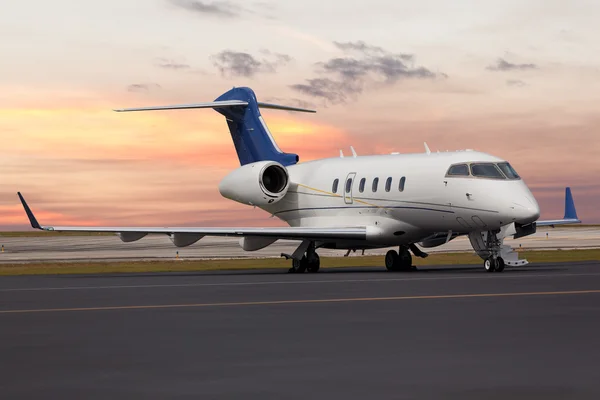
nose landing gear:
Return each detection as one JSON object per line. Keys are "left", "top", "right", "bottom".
{"left": 484, "top": 256, "right": 505, "bottom": 273}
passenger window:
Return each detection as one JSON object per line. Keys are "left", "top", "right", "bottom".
{"left": 447, "top": 164, "right": 469, "bottom": 176}
{"left": 332, "top": 179, "right": 339, "bottom": 193}
{"left": 372, "top": 177, "right": 379, "bottom": 192}
{"left": 470, "top": 163, "right": 505, "bottom": 179}
{"left": 345, "top": 178, "right": 353, "bottom": 193}
{"left": 385, "top": 177, "right": 392, "bottom": 192}
{"left": 359, "top": 178, "right": 366, "bottom": 193}
{"left": 399, "top": 177, "right": 406, "bottom": 192}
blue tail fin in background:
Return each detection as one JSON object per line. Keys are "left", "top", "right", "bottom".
{"left": 214, "top": 87, "right": 299, "bottom": 166}
{"left": 564, "top": 187, "right": 578, "bottom": 220}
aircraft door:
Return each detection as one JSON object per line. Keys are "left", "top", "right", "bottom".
{"left": 344, "top": 173, "right": 356, "bottom": 204}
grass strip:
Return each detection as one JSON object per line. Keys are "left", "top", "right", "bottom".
{"left": 0, "top": 249, "right": 598, "bottom": 276}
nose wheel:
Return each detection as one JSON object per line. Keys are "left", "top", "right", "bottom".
{"left": 484, "top": 257, "right": 505, "bottom": 273}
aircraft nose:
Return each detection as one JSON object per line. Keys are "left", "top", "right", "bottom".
{"left": 511, "top": 195, "right": 540, "bottom": 224}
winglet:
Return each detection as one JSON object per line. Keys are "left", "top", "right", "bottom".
{"left": 564, "top": 187, "right": 579, "bottom": 220}
{"left": 17, "top": 192, "right": 42, "bottom": 230}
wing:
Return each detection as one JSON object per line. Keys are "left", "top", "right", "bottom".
{"left": 17, "top": 193, "right": 365, "bottom": 241}
{"left": 536, "top": 187, "right": 581, "bottom": 227}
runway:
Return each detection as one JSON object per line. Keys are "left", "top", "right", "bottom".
{"left": 1, "top": 226, "right": 599, "bottom": 263}
{"left": 1, "top": 262, "right": 600, "bottom": 399}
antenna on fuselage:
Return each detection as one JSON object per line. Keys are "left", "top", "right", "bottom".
{"left": 339, "top": 150, "right": 344, "bottom": 158}
{"left": 424, "top": 142, "right": 431, "bottom": 155}
{"left": 350, "top": 146, "right": 357, "bottom": 157}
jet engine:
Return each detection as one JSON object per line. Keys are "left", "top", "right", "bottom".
{"left": 219, "top": 161, "right": 290, "bottom": 206}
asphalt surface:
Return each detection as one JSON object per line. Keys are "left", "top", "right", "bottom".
{"left": 1, "top": 262, "right": 600, "bottom": 399}
{"left": 2, "top": 227, "right": 599, "bottom": 262}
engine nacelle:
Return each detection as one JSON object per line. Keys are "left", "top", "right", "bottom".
{"left": 219, "top": 161, "right": 290, "bottom": 206}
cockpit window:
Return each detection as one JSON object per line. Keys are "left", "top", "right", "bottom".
{"left": 447, "top": 164, "right": 469, "bottom": 176}
{"left": 470, "top": 163, "right": 505, "bottom": 179}
{"left": 497, "top": 162, "right": 520, "bottom": 180}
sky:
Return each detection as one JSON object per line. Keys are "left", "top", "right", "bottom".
{"left": 1, "top": 0, "right": 599, "bottom": 229}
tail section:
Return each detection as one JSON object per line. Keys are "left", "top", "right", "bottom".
{"left": 115, "top": 87, "right": 315, "bottom": 166}
{"left": 536, "top": 187, "right": 581, "bottom": 227}
{"left": 564, "top": 187, "right": 578, "bottom": 220}
{"left": 214, "top": 87, "right": 299, "bottom": 166}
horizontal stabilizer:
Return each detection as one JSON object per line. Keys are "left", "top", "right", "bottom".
{"left": 256, "top": 102, "right": 316, "bottom": 113}
{"left": 114, "top": 100, "right": 248, "bottom": 112}
{"left": 114, "top": 101, "right": 315, "bottom": 114}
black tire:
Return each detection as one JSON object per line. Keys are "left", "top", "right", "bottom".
{"left": 495, "top": 257, "right": 505, "bottom": 272}
{"left": 484, "top": 257, "right": 496, "bottom": 273}
{"left": 398, "top": 249, "right": 413, "bottom": 271}
{"left": 385, "top": 250, "right": 399, "bottom": 271}
{"left": 292, "top": 256, "right": 307, "bottom": 273}
{"left": 307, "top": 253, "right": 320, "bottom": 273}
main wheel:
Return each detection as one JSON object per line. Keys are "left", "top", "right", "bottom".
{"left": 495, "top": 257, "right": 505, "bottom": 272}
{"left": 290, "top": 256, "right": 308, "bottom": 273}
{"left": 398, "top": 248, "right": 413, "bottom": 271}
{"left": 307, "top": 253, "right": 320, "bottom": 273}
{"left": 385, "top": 250, "right": 399, "bottom": 271}
{"left": 484, "top": 257, "right": 496, "bottom": 273}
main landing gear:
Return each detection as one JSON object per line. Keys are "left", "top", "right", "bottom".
{"left": 282, "top": 241, "right": 320, "bottom": 273}
{"left": 385, "top": 246, "right": 415, "bottom": 272}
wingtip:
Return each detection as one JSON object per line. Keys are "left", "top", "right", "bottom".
{"left": 17, "top": 192, "right": 42, "bottom": 230}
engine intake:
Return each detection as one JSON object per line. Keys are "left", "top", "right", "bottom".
{"left": 219, "top": 161, "right": 290, "bottom": 206}
{"left": 261, "top": 164, "right": 288, "bottom": 195}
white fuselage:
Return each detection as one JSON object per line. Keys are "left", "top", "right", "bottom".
{"left": 259, "top": 150, "right": 540, "bottom": 249}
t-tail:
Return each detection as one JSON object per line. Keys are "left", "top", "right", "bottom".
{"left": 114, "top": 87, "right": 315, "bottom": 166}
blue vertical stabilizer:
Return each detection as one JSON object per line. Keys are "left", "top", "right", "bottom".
{"left": 214, "top": 87, "right": 299, "bottom": 166}
{"left": 564, "top": 187, "right": 578, "bottom": 220}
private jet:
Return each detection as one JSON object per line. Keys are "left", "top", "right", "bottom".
{"left": 18, "top": 87, "right": 580, "bottom": 273}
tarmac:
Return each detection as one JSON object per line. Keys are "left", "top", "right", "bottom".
{"left": 1, "top": 261, "right": 600, "bottom": 399}
{"left": 1, "top": 227, "right": 599, "bottom": 263}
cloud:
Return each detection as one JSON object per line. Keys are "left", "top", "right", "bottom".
{"left": 169, "top": 0, "right": 239, "bottom": 18}
{"left": 155, "top": 58, "right": 191, "bottom": 70}
{"left": 127, "top": 83, "right": 162, "bottom": 92}
{"left": 259, "top": 49, "right": 292, "bottom": 64}
{"left": 333, "top": 41, "right": 413, "bottom": 61}
{"left": 506, "top": 79, "right": 527, "bottom": 87}
{"left": 487, "top": 58, "right": 538, "bottom": 71}
{"left": 290, "top": 78, "right": 362, "bottom": 104}
{"left": 291, "top": 41, "right": 440, "bottom": 104}
{"left": 211, "top": 50, "right": 292, "bottom": 78}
